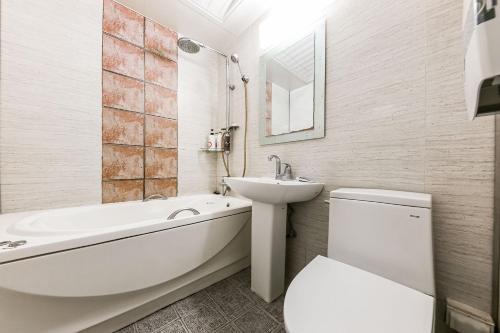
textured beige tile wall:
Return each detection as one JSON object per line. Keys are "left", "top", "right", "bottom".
{"left": 222, "top": 0, "right": 496, "bottom": 314}
{"left": 425, "top": 0, "right": 495, "bottom": 315}
{"left": 0, "top": 0, "right": 103, "bottom": 212}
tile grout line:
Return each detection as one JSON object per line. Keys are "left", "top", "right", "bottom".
{"left": 103, "top": 67, "right": 178, "bottom": 92}
{"left": 103, "top": 104, "right": 178, "bottom": 121}
{"left": 202, "top": 292, "right": 232, "bottom": 331}
{"left": 173, "top": 299, "right": 196, "bottom": 333}
{"left": 232, "top": 281, "right": 284, "bottom": 326}
{"left": 142, "top": 15, "right": 146, "bottom": 199}
{"left": 204, "top": 287, "right": 234, "bottom": 324}
{"left": 150, "top": 314, "right": 182, "bottom": 333}
{"left": 114, "top": 270, "right": 285, "bottom": 333}
{"left": 203, "top": 279, "right": 264, "bottom": 332}
{"left": 103, "top": 31, "right": 178, "bottom": 64}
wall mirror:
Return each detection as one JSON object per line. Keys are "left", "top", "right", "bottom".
{"left": 259, "top": 22, "right": 325, "bottom": 145}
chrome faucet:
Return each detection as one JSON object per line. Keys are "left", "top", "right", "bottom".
{"left": 267, "top": 155, "right": 293, "bottom": 180}
{"left": 144, "top": 194, "right": 168, "bottom": 202}
{"left": 268, "top": 155, "right": 282, "bottom": 177}
{"left": 221, "top": 178, "right": 231, "bottom": 196}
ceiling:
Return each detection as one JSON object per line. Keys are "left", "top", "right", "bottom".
{"left": 179, "top": 0, "right": 241, "bottom": 22}
{"left": 116, "top": 0, "right": 272, "bottom": 53}
{"left": 273, "top": 33, "right": 315, "bottom": 84}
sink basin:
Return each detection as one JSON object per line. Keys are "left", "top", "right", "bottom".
{"left": 225, "top": 177, "right": 324, "bottom": 204}
{"left": 225, "top": 177, "right": 324, "bottom": 303}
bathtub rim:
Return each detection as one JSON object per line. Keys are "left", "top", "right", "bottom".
{"left": 0, "top": 194, "right": 251, "bottom": 265}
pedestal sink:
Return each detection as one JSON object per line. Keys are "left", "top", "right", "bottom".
{"left": 225, "top": 177, "right": 324, "bottom": 302}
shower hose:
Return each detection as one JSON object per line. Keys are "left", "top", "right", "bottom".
{"left": 221, "top": 80, "right": 248, "bottom": 178}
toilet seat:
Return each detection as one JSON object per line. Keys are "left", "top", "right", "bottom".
{"left": 284, "top": 256, "right": 434, "bottom": 333}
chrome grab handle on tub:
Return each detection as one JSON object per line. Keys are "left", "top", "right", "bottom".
{"left": 167, "top": 208, "right": 201, "bottom": 220}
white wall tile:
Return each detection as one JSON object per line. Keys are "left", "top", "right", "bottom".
{"left": 177, "top": 51, "right": 220, "bottom": 195}
{"left": 0, "top": 0, "right": 103, "bottom": 212}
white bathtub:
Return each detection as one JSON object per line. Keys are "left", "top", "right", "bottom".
{"left": 0, "top": 194, "right": 252, "bottom": 332}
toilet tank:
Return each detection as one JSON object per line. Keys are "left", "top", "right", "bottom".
{"left": 328, "top": 188, "right": 434, "bottom": 296}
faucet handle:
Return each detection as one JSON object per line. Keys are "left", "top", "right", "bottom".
{"left": 281, "top": 163, "right": 293, "bottom": 180}
{"left": 268, "top": 154, "right": 279, "bottom": 161}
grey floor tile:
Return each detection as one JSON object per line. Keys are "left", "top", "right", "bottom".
{"left": 271, "top": 325, "right": 286, "bottom": 333}
{"left": 215, "top": 322, "right": 242, "bottom": 333}
{"left": 260, "top": 296, "right": 284, "bottom": 323}
{"left": 135, "top": 306, "right": 178, "bottom": 333}
{"left": 114, "top": 268, "right": 286, "bottom": 333}
{"left": 237, "top": 288, "right": 284, "bottom": 325}
{"left": 174, "top": 290, "right": 214, "bottom": 317}
{"left": 238, "top": 287, "right": 263, "bottom": 306}
{"left": 181, "top": 303, "right": 228, "bottom": 333}
{"left": 234, "top": 307, "right": 279, "bottom": 333}
{"left": 230, "top": 268, "right": 251, "bottom": 288}
{"left": 207, "top": 279, "right": 254, "bottom": 320}
{"left": 158, "top": 319, "right": 188, "bottom": 333}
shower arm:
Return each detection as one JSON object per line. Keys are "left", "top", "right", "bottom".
{"left": 200, "top": 43, "right": 227, "bottom": 58}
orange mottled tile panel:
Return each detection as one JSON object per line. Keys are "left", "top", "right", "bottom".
{"left": 145, "top": 83, "right": 177, "bottom": 119}
{"left": 145, "top": 148, "right": 177, "bottom": 178}
{"left": 102, "top": 1, "right": 180, "bottom": 203}
{"left": 103, "top": 144, "right": 144, "bottom": 180}
{"left": 145, "top": 179, "right": 177, "bottom": 198}
{"left": 103, "top": 71, "right": 144, "bottom": 112}
{"left": 103, "top": 180, "right": 144, "bottom": 203}
{"left": 145, "top": 52, "right": 178, "bottom": 90}
{"left": 145, "top": 19, "right": 178, "bottom": 62}
{"left": 103, "top": 0, "right": 144, "bottom": 47}
{"left": 103, "top": 34, "right": 144, "bottom": 80}
{"left": 145, "top": 116, "right": 177, "bottom": 148}
{"left": 103, "top": 107, "right": 144, "bottom": 145}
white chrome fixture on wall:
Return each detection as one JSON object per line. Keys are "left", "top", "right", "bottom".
{"left": 463, "top": 0, "right": 500, "bottom": 119}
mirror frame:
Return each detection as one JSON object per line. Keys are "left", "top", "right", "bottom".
{"left": 259, "top": 21, "right": 326, "bottom": 145}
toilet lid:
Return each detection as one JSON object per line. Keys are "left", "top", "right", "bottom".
{"left": 284, "top": 256, "right": 434, "bottom": 333}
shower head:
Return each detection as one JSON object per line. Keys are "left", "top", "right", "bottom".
{"left": 178, "top": 37, "right": 228, "bottom": 58}
{"left": 230, "top": 54, "right": 239, "bottom": 64}
{"left": 177, "top": 37, "right": 204, "bottom": 54}
{"left": 230, "top": 53, "right": 249, "bottom": 83}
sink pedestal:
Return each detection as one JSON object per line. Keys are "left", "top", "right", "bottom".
{"left": 251, "top": 201, "right": 287, "bottom": 303}
{"left": 223, "top": 177, "right": 324, "bottom": 303}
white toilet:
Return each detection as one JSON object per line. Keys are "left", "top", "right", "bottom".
{"left": 284, "top": 188, "right": 435, "bottom": 333}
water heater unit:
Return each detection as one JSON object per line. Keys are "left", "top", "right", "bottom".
{"left": 464, "top": 0, "right": 500, "bottom": 119}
